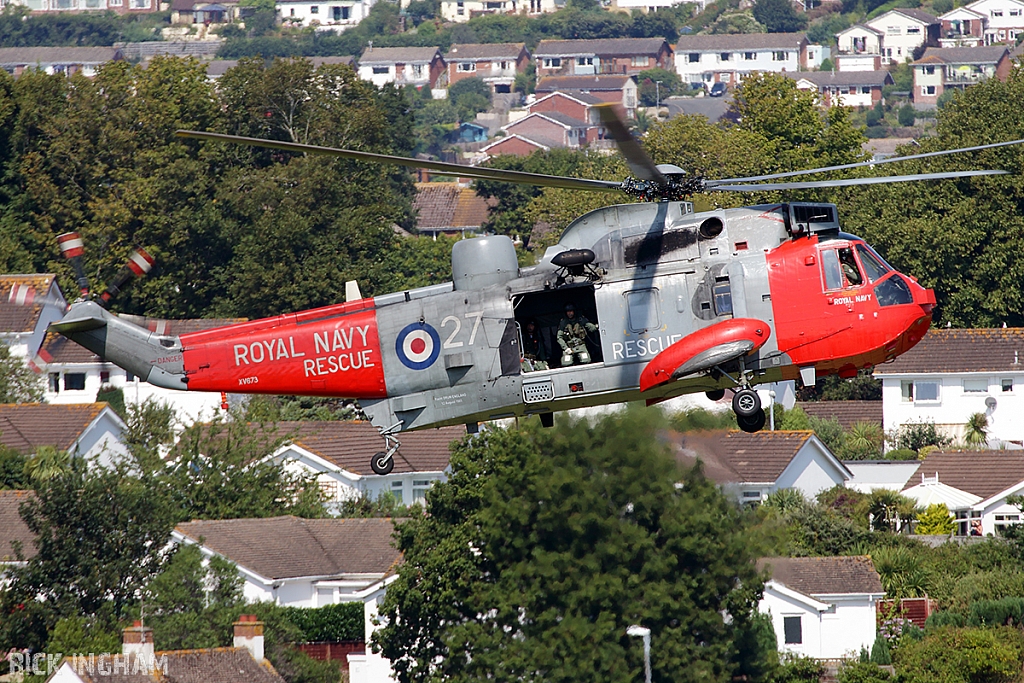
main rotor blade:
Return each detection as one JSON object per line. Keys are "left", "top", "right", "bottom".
{"left": 711, "top": 137, "right": 1024, "bottom": 186}
{"left": 175, "top": 130, "right": 623, "bottom": 193}
{"left": 594, "top": 104, "right": 666, "bottom": 183}
{"left": 711, "top": 169, "right": 1008, "bottom": 192}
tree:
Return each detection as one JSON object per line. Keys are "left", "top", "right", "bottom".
{"left": 868, "top": 490, "right": 919, "bottom": 534}
{"left": 23, "top": 445, "right": 70, "bottom": 483}
{"left": 0, "top": 344, "right": 44, "bottom": 403}
{"left": 897, "top": 104, "right": 916, "bottom": 128}
{"left": 893, "top": 626, "right": 1024, "bottom": 683}
{"left": 374, "top": 409, "right": 767, "bottom": 683}
{"left": 636, "top": 67, "right": 682, "bottom": 107}
{"left": 963, "top": 412, "right": 988, "bottom": 447}
{"left": 871, "top": 545, "right": 930, "bottom": 599}
{"left": 916, "top": 503, "right": 954, "bottom": 535}
{"left": 448, "top": 77, "right": 492, "bottom": 122}
{"left": 839, "top": 422, "right": 885, "bottom": 460}
{"left": 751, "top": 0, "right": 806, "bottom": 33}
{"left": 0, "top": 445, "right": 28, "bottom": 489}
{"left": 3, "top": 459, "right": 177, "bottom": 621}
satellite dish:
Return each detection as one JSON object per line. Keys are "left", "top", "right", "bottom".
{"left": 985, "top": 396, "right": 997, "bottom": 410}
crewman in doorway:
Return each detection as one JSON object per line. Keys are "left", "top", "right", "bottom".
{"left": 521, "top": 319, "right": 549, "bottom": 372}
{"left": 557, "top": 303, "right": 597, "bottom": 366}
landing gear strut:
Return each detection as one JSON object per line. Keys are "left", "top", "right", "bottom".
{"left": 370, "top": 421, "right": 403, "bottom": 475}
{"left": 715, "top": 360, "right": 766, "bottom": 434}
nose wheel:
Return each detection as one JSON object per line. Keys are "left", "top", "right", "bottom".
{"left": 370, "top": 421, "right": 403, "bottom": 475}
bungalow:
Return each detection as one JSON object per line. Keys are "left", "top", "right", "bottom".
{"left": 912, "top": 45, "right": 1011, "bottom": 106}
{"left": 533, "top": 38, "right": 673, "bottom": 78}
{"left": 900, "top": 451, "right": 1024, "bottom": 536}
{"left": 501, "top": 112, "right": 592, "bottom": 149}
{"left": 1, "top": 274, "right": 67, "bottom": 364}
{"left": 267, "top": 420, "right": 463, "bottom": 507}
{"left": 0, "top": 402, "right": 129, "bottom": 467}
{"left": 357, "top": 46, "right": 445, "bottom": 90}
{"left": 873, "top": 327, "right": 1024, "bottom": 445}
{"left": 0, "top": 47, "right": 123, "bottom": 78}
{"left": 671, "top": 430, "right": 853, "bottom": 505}
{"left": 785, "top": 69, "right": 894, "bottom": 108}
{"left": 758, "top": 556, "right": 884, "bottom": 659}
{"left": 445, "top": 43, "right": 529, "bottom": 94}
{"left": 674, "top": 33, "right": 812, "bottom": 91}
{"left": 275, "top": 0, "right": 375, "bottom": 29}
{"left": 172, "top": 516, "right": 400, "bottom": 606}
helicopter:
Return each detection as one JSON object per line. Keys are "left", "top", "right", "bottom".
{"left": 43, "top": 104, "right": 1024, "bottom": 475}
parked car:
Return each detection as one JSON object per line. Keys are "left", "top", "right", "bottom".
{"left": 709, "top": 82, "right": 727, "bottom": 97}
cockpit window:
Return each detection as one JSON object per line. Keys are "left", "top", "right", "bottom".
{"left": 838, "top": 247, "right": 863, "bottom": 286}
{"left": 821, "top": 249, "right": 842, "bottom": 290}
{"left": 856, "top": 244, "right": 891, "bottom": 283}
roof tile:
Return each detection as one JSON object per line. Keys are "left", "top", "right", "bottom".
{"left": 796, "top": 401, "right": 883, "bottom": 429}
{"left": 875, "top": 328, "right": 1024, "bottom": 374}
{"left": 0, "top": 403, "right": 108, "bottom": 454}
{"left": 758, "top": 556, "right": 884, "bottom": 595}
{"left": 903, "top": 451, "right": 1024, "bottom": 499}
{"left": 670, "top": 430, "right": 814, "bottom": 484}
{"left": 0, "top": 490, "right": 36, "bottom": 562}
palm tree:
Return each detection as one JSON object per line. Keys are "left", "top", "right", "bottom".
{"left": 871, "top": 545, "right": 931, "bottom": 599}
{"left": 868, "top": 489, "right": 920, "bottom": 533}
{"left": 24, "top": 445, "right": 70, "bottom": 483}
{"left": 964, "top": 412, "right": 989, "bottom": 447}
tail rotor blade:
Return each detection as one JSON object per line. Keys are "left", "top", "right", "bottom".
{"left": 57, "top": 232, "right": 90, "bottom": 297}
{"left": 99, "top": 247, "right": 155, "bottom": 308}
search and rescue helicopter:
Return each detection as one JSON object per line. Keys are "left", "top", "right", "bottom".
{"left": 40, "top": 105, "right": 1024, "bottom": 475}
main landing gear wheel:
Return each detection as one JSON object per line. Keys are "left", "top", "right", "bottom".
{"left": 371, "top": 451, "right": 395, "bottom": 475}
{"left": 732, "top": 388, "right": 761, "bottom": 418}
{"left": 737, "top": 409, "right": 767, "bottom": 433}
{"left": 705, "top": 388, "right": 726, "bottom": 401}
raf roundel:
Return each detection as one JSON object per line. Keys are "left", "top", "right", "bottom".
{"left": 396, "top": 322, "right": 441, "bottom": 370}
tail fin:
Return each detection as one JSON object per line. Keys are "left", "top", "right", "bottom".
{"left": 51, "top": 301, "right": 189, "bottom": 391}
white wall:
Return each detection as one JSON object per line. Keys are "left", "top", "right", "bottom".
{"left": 760, "top": 586, "right": 879, "bottom": 659}
{"left": 844, "top": 461, "right": 921, "bottom": 493}
{"left": 775, "top": 441, "right": 849, "bottom": 499}
{"left": 277, "top": 0, "right": 373, "bottom": 28}
{"left": 675, "top": 48, "right": 801, "bottom": 83}
{"left": 866, "top": 12, "right": 930, "bottom": 63}
{"left": 881, "top": 373, "right": 1024, "bottom": 446}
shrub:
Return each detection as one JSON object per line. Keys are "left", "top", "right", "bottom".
{"left": 870, "top": 633, "right": 892, "bottom": 664}
{"left": 968, "top": 597, "right": 1024, "bottom": 627}
{"left": 897, "top": 104, "right": 915, "bottom": 127}
{"left": 894, "top": 626, "right": 1024, "bottom": 683}
{"left": 282, "top": 603, "right": 364, "bottom": 642}
{"left": 838, "top": 660, "right": 892, "bottom": 683}
{"left": 926, "top": 610, "right": 967, "bottom": 630}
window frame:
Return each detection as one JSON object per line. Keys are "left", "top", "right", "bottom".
{"left": 783, "top": 616, "right": 803, "bottom": 645}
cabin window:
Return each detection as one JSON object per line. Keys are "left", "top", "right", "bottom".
{"left": 626, "top": 288, "right": 661, "bottom": 333}
{"left": 713, "top": 277, "right": 733, "bottom": 316}
{"left": 783, "top": 616, "right": 802, "bottom": 644}
{"left": 821, "top": 249, "right": 843, "bottom": 290}
{"left": 875, "top": 274, "right": 914, "bottom": 307}
{"left": 64, "top": 373, "right": 86, "bottom": 391}
{"left": 962, "top": 378, "right": 987, "bottom": 395}
{"left": 838, "top": 247, "right": 863, "bottom": 286}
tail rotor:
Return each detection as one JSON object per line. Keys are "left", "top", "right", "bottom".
{"left": 55, "top": 232, "right": 155, "bottom": 309}
{"left": 57, "top": 232, "right": 90, "bottom": 298}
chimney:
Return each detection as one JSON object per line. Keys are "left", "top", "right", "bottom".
{"left": 233, "top": 615, "right": 265, "bottom": 662}
{"left": 122, "top": 621, "right": 154, "bottom": 659}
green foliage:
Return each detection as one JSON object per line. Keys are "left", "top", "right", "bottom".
{"left": 95, "top": 385, "right": 125, "bottom": 420}
{"left": 893, "top": 626, "right": 1024, "bottom": 683}
{"left": 0, "top": 344, "right": 44, "bottom": 403}
{"left": 840, "top": 421, "right": 885, "bottom": 460}
{"left": 926, "top": 610, "right": 967, "bottom": 629}
{"left": 0, "top": 6, "right": 162, "bottom": 47}
{"left": 786, "top": 505, "right": 869, "bottom": 555}
{"left": 945, "top": 570, "right": 1024, "bottom": 614}
{"left": 870, "top": 633, "right": 892, "bottom": 665}
{"left": 762, "top": 488, "right": 808, "bottom": 515}
{"left": 3, "top": 459, "right": 177, "bottom": 620}
{"left": 818, "top": 58, "right": 834, "bottom": 72}
{"left": 448, "top": 77, "right": 492, "bottom": 122}
{"left": 872, "top": 545, "right": 930, "bottom": 599}
{"left": 732, "top": 611, "right": 779, "bottom": 682}
{"left": 284, "top": 602, "right": 364, "bottom": 642}
{"left": 839, "top": 660, "right": 892, "bottom": 683}
{"left": 636, "top": 67, "right": 682, "bottom": 106}
{"left": 23, "top": 446, "right": 70, "bottom": 484}
{"left": 0, "top": 446, "right": 28, "bottom": 489}
{"left": 967, "top": 596, "right": 1024, "bottom": 627}
{"left": 46, "top": 615, "right": 121, "bottom": 654}
{"left": 242, "top": 394, "right": 363, "bottom": 422}
{"left": 752, "top": 0, "right": 806, "bottom": 32}
{"left": 963, "top": 413, "right": 988, "bottom": 447}
{"left": 374, "top": 408, "right": 768, "bottom": 683}
{"left": 888, "top": 421, "right": 951, "bottom": 453}
{"left": 165, "top": 416, "right": 328, "bottom": 521}
{"left": 897, "top": 104, "right": 916, "bottom": 127}
{"left": 121, "top": 398, "right": 176, "bottom": 472}
{"left": 772, "top": 655, "right": 825, "bottom": 683}
{"left": 669, "top": 407, "right": 737, "bottom": 431}
{"left": 868, "top": 490, "right": 919, "bottom": 534}
{"left": 916, "top": 503, "right": 954, "bottom": 535}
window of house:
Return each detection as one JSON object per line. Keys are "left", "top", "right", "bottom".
{"left": 907, "top": 26, "right": 920, "bottom": 34}
{"left": 110, "top": 0, "right": 122, "bottom": 5}
{"left": 577, "top": 57, "right": 593, "bottom": 66}
{"left": 687, "top": 53, "right": 700, "bottom": 63}
{"left": 720, "top": 52, "right": 731, "bottom": 61}
{"left": 924, "top": 85, "right": 936, "bottom": 95}
{"left": 391, "top": 480, "right": 404, "bottom": 504}
{"left": 310, "top": 4, "right": 319, "bottom": 12}
{"left": 744, "top": 51, "right": 756, "bottom": 60}
{"left": 995, "top": 514, "right": 1021, "bottom": 535}
{"left": 1002, "top": 378, "right": 1014, "bottom": 392}
{"left": 64, "top": 373, "right": 86, "bottom": 391}
{"left": 372, "top": 65, "right": 388, "bottom": 74}
{"left": 956, "top": 509, "right": 982, "bottom": 536}
{"left": 316, "top": 587, "right": 334, "bottom": 606}
{"left": 783, "top": 616, "right": 802, "bottom": 644}
{"left": 131, "top": 0, "right": 148, "bottom": 7}
{"left": 742, "top": 490, "right": 761, "bottom": 499}
{"left": 457, "top": 1, "right": 464, "bottom": 14}
{"left": 861, "top": 86, "right": 871, "bottom": 94}
{"left": 289, "top": 7, "right": 294, "bottom": 14}
{"left": 458, "top": 62, "right": 476, "bottom": 72}
{"left": 631, "top": 55, "right": 647, "bottom": 67}
{"left": 1011, "top": 9, "right": 1021, "bottom": 16}
{"left": 485, "top": 1, "right": 501, "bottom": 7}
{"left": 48, "top": 373, "right": 60, "bottom": 393}
{"left": 413, "top": 64, "right": 424, "bottom": 77}
{"left": 721, "top": 72, "right": 731, "bottom": 82}
{"left": 993, "top": 9, "right": 1003, "bottom": 16}
{"left": 543, "top": 58, "right": 561, "bottom": 68}
{"left": 963, "top": 379, "right": 988, "bottom": 393}
{"left": 500, "top": 61, "right": 509, "bottom": 69}
{"left": 773, "top": 51, "right": 788, "bottom": 61}
{"left": 887, "top": 25, "right": 901, "bottom": 34}
{"left": 925, "top": 65, "right": 935, "bottom": 74}
{"left": 100, "top": 371, "right": 110, "bottom": 383}
{"left": 412, "top": 479, "right": 432, "bottom": 503}
{"left": 902, "top": 380, "right": 939, "bottom": 403}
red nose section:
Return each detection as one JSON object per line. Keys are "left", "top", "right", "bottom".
{"left": 639, "top": 318, "right": 771, "bottom": 392}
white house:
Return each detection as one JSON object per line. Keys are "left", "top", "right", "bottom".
{"left": 171, "top": 516, "right": 400, "bottom": 607}
{"left": 267, "top": 420, "right": 463, "bottom": 509}
{"left": 941, "top": 0, "right": 1024, "bottom": 46}
{"left": 900, "top": 451, "right": 1024, "bottom": 536}
{"left": 843, "top": 460, "right": 922, "bottom": 494}
{"left": 440, "top": 0, "right": 519, "bottom": 22}
{"left": 357, "top": 46, "right": 446, "bottom": 89}
{"left": 758, "top": 556, "right": 885, "bottom": 659}
{"left": 276, "top": 0, "right": 376, "bottom": 29}
{"left": 0, "top": 402, "right": 130, "bottom": 468}
{"left": 673, "top": 33, "right": 812, "bottom": 90}
{"left": 0, "top": 46, "right": 125, "bottom": 77}
{"left": 874, "top": 327, "right": 1024, "bottom": 447}
{"left": 346, "top": 575, "right": 400, "bottom": 683}
{"left": 785, "top": 70, "right": 893, "bottom": 108}
{"left": 836, "top": 9, "right": 940, "bottom": 65}
{"left": 671, "top": 430, "right": 853, "bottom": 505}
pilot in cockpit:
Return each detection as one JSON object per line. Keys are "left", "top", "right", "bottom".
{"left": 838, "top": 247, "right": 863, "bottom": 287}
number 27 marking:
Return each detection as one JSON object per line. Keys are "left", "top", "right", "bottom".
{"left": 441, "top": 312, "right": 483, "bottom": 349}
